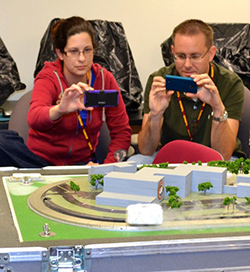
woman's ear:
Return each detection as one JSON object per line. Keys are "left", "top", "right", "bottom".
{"left": 56, "top": 48, "right": 64, "bottom": 61}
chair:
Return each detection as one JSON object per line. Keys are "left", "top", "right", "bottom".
{"left": 0, "top": 37, "right": 26, "bottom": 106}
{"left": 8, "top": 90, "right": 32, "bottom": 144}
{"left": 152, "top": 140, "right": 224, "bottom": 164}
{"left": 237, "top": 86, "right": 250, "bottom": 158}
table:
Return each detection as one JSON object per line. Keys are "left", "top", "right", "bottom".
{"left": 1, "top": 166, "right": 250, "bottom": 271}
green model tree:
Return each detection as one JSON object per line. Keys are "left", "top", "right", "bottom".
{"left": 207, "top": 158, "right": 250, "bottom": 175}
{"left": 231, "top": 196, "right": 237, "bottom": 210}
{"left": 139, "top": 162, "right": 169, "bottom": 169}
{"left": 90, "top": 174, "right": 104, "bottom": 189}
{"left": 223, "top": 197, "right": 232, "bottom": 211}
{"left": 198, "top": 182, "right": 213, "bottom": 195}
{"left": 70, "top": 181, "right": 80, "bottom": 194}
{"left": 165, "top": 185, "right": 182, "bottom": 209}
{"left": 245, "top": 196, "right": 250, "bottom": 205}
{"left": 167, "top": 195, "right": 183, "bottom": 209}
{"left": 166, "top": 185, "right": 179, "bottom": 196}
{"left": 223, "top": 196, "right": 237, "bottom": 212}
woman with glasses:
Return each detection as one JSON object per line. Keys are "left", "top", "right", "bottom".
{"left": 130, "top": 19, "right": 244, "bottom": 164}
{"left": 0, "top": 16, "right": 131, "bottom": 167}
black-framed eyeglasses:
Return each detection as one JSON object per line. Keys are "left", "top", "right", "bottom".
{"left": 63, "top": 47, "right": 94, "bottom": 58}
{"left": 173, "top": 47, "right": 211, "bottom": 63}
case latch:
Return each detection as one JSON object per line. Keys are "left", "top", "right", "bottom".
{"left": 49, "top": 246, "right": 84, "bottom": 271}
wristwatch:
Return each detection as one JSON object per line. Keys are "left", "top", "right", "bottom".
{"left": 211, "top": 110, "right": 228, "bottom": 122}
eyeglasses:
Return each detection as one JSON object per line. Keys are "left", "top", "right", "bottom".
{"left": 173, "top": 47, "right": 210, "bottom": 63}
{"left": 63, "top": 48, "right": 94, "bottom": 58}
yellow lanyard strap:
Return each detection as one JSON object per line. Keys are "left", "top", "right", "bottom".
{"left": 177, "top": 64, "right": 214, "bottom": 141}
{"left": 77, "top": 71, "right": 97, "bottom": 162}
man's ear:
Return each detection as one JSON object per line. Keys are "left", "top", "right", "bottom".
{"left": 171, "top": 45, "right": 175, "bottom": 55}
{"left": 56, "top": 48, "right": 64, "bottom": 61}
{"left": 208, "top": 46, "right": 216, "bottom": 62}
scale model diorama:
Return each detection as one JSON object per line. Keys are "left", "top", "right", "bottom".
{"left": 21, "top": 158, "right": 250, "bottom": 231}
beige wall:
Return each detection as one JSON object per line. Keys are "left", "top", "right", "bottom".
{"left": 1, "top": 0, "right": 249, "bottom": 100}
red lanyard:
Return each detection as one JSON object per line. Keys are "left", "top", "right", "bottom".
{"left": 77, "top": 72, "right": 98, "bottom": 162}
{"left": 177, "top": 64, "right": 214, "bottom": 141}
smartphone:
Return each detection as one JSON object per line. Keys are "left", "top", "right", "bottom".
{"left": 84, "top": 90, "right": 119, "bottom": 107}
{"left": 165, "top": 75, "right": 197, "bottom": 93}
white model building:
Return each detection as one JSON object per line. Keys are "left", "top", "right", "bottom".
{"left": 96, "top": 171, "right": 165, "bottom": 207}
{"left": 88, "top": 161, "right": 137, "bottom": 181}
{"left": 89, "top": 162, "right": 250, "bottom": 208}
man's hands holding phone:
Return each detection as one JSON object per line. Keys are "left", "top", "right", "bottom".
{"left": 150, "top": 74, "right": 223, "bottom": 118}
{"left": 149, "top": 76, "right": 174, "bottom": 117}
{"left": 150, "top": 75, "right": 198, "bottom": 117}
{"left": 189, "top": 74, "right": 224, "bottom": 113}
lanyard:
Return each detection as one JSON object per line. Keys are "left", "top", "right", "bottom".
{"left": 78, "top": 114, "right": 97, "bottom": 162}
{"left": 77, "top": 72, "right": 98, "bottom": 162}
{"left": 177, "top": 64, "right": 214, "bottom": 141}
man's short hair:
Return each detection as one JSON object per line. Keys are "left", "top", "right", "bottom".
{"left": 172, "top": 19, "right": 214, "bottom": 48}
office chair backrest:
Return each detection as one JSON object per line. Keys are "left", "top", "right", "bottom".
{"left": 8, "top": 90, "right": 32, "bottom": 143}
{"left": 237, "top": 86, "right": 250, "bottom": 158}
{"left": 153, "top": 140, "right": 224, "bottom": 164}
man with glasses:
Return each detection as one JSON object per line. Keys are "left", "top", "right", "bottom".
{"left": 135, "top": 19, "right": 244, "bottom": 162}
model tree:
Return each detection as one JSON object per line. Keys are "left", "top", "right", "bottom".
{"left": 165, "top": 185, "right": 183, "bottom": 209}
{"left": 245, "top": 196, "right": 250, "bottom": 205}
{"left": 166, "top": 185, "right": 179, "bottom": 196}
{"left": 158, "top": 162, "right": 169, "bottom": 168}
{"left": 231, "top": 196, "right": 237, "bottom": 210}
{"left": 223, "top": 197, "right": 232, "bottom": 212}
{"left": 198, "top": 182, "right": 213, "bottom": 195}
{"left": 242, "top": 160, "right": 250, "bottom": 174}
{"left": 90, "top": 174, "right": 104, "bottom": 189}
{"left": 70, "top": 181, "right": 80, "bottom": 194}
{"left": 223, "top": 196, "right": 237, "bottom": 212}
{"left": 167, "top": 195, "right": 183, "bottom": 209}
{"left": 140, "top": 162, "right": 169, "bottom": 169}
{"left": 207, "top": 158, "right": 250, "bottom": 175}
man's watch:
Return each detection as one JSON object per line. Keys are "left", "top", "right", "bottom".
{"left": 211, "top": 110, "right": 228, "bottom": 122}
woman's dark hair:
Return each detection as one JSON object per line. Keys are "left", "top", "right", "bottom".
{"left": 51, "top": 16, "right": 97, "bottom": 52}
